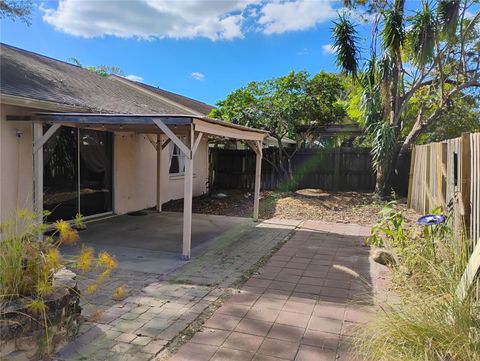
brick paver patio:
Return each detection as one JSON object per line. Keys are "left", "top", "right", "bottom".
{"left": 53, "top": 219, "right": 298, "bottom": 361}
{"left": 169, "top": 221, "right": 377, "bottom": 361}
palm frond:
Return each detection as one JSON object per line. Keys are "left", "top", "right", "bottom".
{"left": 437, "top": 0, "right": 460, "bottom": 41}
{"left": 370, "top": 121, "right": 396, "bottom": 172}
{"left": 382, "top": 0, "right": 406, "bottom": 53}
{"left": 410, "top": 3, "right": 436, "bottom": 66}
{"left": 379, "top": 53, "right": 394, "bottom": 115}
{"left": 332, "top": 14, "right": 360, "bottom": 80}
{"left": 360, "top": 59, "right": 383, "bottom": 129}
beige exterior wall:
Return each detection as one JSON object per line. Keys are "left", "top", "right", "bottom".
{"left": 0, "top": 104, "right": 34, "bottom": 222}
{"left": 0, "top": 103, "right": 209, "bottom": 222}
{"left": 113, "top": 133, "right": 209, "bottom": 215}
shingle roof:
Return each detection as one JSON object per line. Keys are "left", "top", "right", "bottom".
{"left": 111, "top": 75, "right": 214, "bottom": 116}
{"left": 0, "top": 43, "right": 213, "bottom": 115}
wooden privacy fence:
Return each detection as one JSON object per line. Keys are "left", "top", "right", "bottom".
{"left": 209, "top": 147, "right": 376, "bottom": 192}
{"left": 407, "top": 132, "right": 480, "bottom": 300}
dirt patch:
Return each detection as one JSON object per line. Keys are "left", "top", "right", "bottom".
{"left": 162, "top": 189, "right": 413, "bottom": 227}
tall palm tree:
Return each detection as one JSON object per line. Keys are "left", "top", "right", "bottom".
{"left": 332, "top": 0, "right": 480, "bottom": 196}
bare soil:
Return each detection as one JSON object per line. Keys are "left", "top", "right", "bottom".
{"left": 162, "top": 189, "right": 415, "bottom": 226}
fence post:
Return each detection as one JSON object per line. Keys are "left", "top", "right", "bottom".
{"left": 407, "top": 147, "right": 416, "bottom": 208}
{"left": 425, "top": 145, "right": 431, "bottom": 213}
{"left": 461, "top": 133, "right": 472, "bottom": 235}
{"left": 333, "top": 147, "right": 341, "bottom": 191}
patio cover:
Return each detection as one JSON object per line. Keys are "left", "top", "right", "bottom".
{"left": 29, "top": 113, "right": 268, "bottom": 260}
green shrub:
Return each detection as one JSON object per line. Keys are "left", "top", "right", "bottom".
{"left": 357, "top": 205, "right": 479, "bottom": 361}
{"left": 368, "top": 199, "right": 410, "bottom": 249}
{"left": 0, "top": 210, "right": 118, "bottom": 356}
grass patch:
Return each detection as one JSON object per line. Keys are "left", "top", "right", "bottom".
{"left": 359, "top": 202, "right": 480, "bottom": 361}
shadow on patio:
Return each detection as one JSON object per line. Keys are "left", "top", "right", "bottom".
{"left": 61, "top": 211, "right": 253, "bottom": 275}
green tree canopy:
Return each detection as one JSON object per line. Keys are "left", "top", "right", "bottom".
{"left": 332, "top": 0, "right": 480, "bottom": 195}
{"left": 210, "top": 70, "right": 346, "bottom": 181}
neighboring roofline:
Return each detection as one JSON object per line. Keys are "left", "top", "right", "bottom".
{"left": 0, "top": 93, "right": 89, "bottom": 112}
{"left": 109, "top": 75, "right": 203, "bottom": 116}
{"left": 265, "top": 135, "right": 296, "bottom": 145}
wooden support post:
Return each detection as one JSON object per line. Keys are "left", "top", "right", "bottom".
{"left": 182, "top": 126, "right": 194, "bottom": 260}
{"left": 253, "top": 140, "right": 262, "bottom": 221}
{"left": 33, "top": 122, "right": 44, "bottom": 220}
{"left": 33, "top": 123, "right": 61, "bottom": 154}
{"left": 156, "top": 134, "right": 162, "bottom": 212}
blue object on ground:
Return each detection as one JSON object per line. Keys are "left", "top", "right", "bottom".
{"left": 417, "top": 214, "right": 446, "bottom": 226}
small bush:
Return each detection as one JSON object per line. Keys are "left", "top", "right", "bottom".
{"left": 0, "top": 210, "right": 118, "bottom": 356}
{"left": 357, "top": 203, "right": 480, "bottom": 361}
{"left": 0, "top": 211, "right": 117, "bottom": 300}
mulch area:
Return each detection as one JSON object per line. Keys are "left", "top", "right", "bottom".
{"left": 162, "top": 189, "right": 416, "bottom": 227}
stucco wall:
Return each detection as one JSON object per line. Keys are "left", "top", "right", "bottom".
{"left": 0, "top": 103, "right": 209, "bottom": 222}
{"left": 113, "top": 133, "right": 208, "bottom": 215}
{"left": 0, "top": 104, "right": 34, "bottom": 222}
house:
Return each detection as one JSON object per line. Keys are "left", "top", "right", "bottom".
{"left": 0, "top": 43, "right": 266, "bottom": 259}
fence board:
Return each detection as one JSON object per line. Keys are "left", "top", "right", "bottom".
{"left": 209, "top": 147, "right": 377, "bottom": 192}
{"left": 408, "top": 132, "right": 480, "bottom": 300}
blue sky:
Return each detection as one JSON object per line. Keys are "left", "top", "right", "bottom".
{"left": 0, "top": 0, "right": 422, "bottom": 105}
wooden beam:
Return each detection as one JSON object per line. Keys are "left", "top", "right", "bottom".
{"left": 192, "top": 132, "right": 204, "bottom": 157}
{"left": 147, "top": 135, "right": 157, "bottom": 150}
{"left": 152, "top": 118, "right": 191, "bottom": 159}
{"left": 161, "top": 138, "right": 171, "bottom": 150}
{"left": 156, "top": 134, "right": 162, "bottom": 212}
{"left": 193, "top": 119, "right": 265, "bottom": 141}
{"left": 32, "top": 122, "right": 44, "bottom": 228}
{"left": 33, "top": 123, "right": 61, "bottom": 154}
{"left": 182, "top": 125, "right": 194, "bottom": 260}
{"left": 36, "top": 114, "right": 192, "bottom": 126}
{"left": 245, "top": 140, "right": 261, "bottom": 156}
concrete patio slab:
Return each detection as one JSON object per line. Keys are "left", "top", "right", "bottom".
{"left": 62, "top": 211, "right": 252, "bottom": 274}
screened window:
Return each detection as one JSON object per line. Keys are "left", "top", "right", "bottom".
{"left": 169, "top": 141, "right": 185, "bottom": 176}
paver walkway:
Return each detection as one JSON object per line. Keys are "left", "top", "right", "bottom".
{"left": 169, "top": 221, "right": 377, "bottom": 361}
{"left": 53, "top": 219, "right": 298, "bottom": 361}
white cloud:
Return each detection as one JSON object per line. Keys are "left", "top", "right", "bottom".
{"left": 42, "top": 0, "right": 255, "bottom": 41}
{"left": 125, "top": 74, "right": 144, "bottom": 82}
{"left": 322, "top": 44, "right": 337, "bottom": 55}
{"left": 258, "top": 0, "right": 337, "bottom": 35}
{"left": 191, "top": 72, "right": 205, "bottom": 81}
{"left": 41, "top": 0, "right": 341, "bottom": 41}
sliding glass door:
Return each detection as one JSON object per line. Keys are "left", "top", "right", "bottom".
{"left": 43, "top": 126, "right": 113, "bottom": 222}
